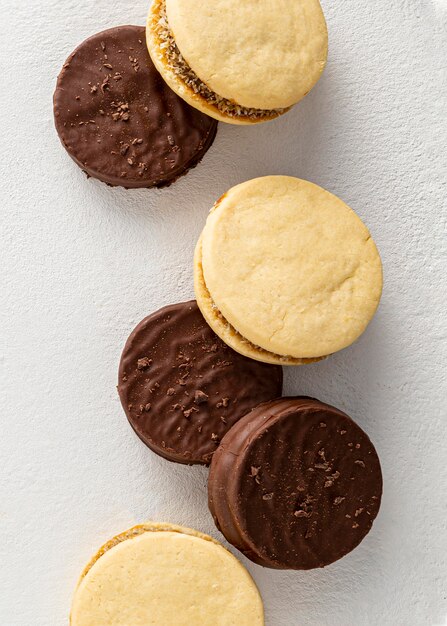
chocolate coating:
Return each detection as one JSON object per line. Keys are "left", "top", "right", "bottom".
{"left": 118, "top": 301, "right": 283, "bottom": 465}
{"left": 53, "top": 26, "right": 217, "bottom": 188}
{"left": 209, "top": 397, "right": 382, "bottom": 569}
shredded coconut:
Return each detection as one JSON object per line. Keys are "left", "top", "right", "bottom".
{"left": 152, "top": 0, "right": 286, "bottom": 121}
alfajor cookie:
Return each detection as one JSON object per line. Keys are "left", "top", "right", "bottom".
{"left": 54, "top": 26, "right": 217, "bottom": 188}
{"left": 70, "top": 522, "right": 264, "bottom": 625}
{"left": 194, "top": 176, "right": 383, "bottom": 364}
{"left": 208, "top": 397, "right": 383, "bottom": 570}
{"left": 146, "top": 0, "right": 328, "bottom": 124}
{"left": 118, "top": 301, "right": 282, "bottom": 465}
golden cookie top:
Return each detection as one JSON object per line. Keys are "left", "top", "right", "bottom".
{"left": 71, "top": 523, "right": 264, "bottom": 626}
{"left": 199, "top": 176, "right": 383, "bottom": 359}
{"left": 165, "top": 0, "right": 328, "bottom": 110}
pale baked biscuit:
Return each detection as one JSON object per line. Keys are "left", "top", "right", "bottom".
{"left": 146, "top": 0, "right": 328, "bottom": 124}
{"left": 195, "top": 177, "right": 383, "bottom": 362}
{"left": 71, "top": 522, "right": 264, "bottom": 625}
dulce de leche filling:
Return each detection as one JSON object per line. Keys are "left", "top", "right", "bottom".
{"left": 152, "top": 0, "right": 287, "bottom": 121}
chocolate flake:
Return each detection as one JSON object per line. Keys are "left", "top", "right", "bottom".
{"left": 333, "top": 496, "right": 345, "bottom": 506}
{"left": 166, "top": 388, "right": 175, "bottom": 396}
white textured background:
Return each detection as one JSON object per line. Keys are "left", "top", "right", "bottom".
{"left": 1, "top": 0, "right": 446, "bottom": 624}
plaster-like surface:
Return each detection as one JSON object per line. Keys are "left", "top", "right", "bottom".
{"left": 0, "top": 1, "right": 446, "bottom": 624}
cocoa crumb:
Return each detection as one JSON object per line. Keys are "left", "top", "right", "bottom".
{"left": 194, "top": 390, "right": 208, "bottom": 404}
{"left": 144, "top": 403, "right": 152, "bottom": 412}
{"left": 166, "top": 388, "right": 175, "bottom": 396}
{"left": 334, "top": 496, "right": 345, "bottom": 506}
{"left": 355, "top": 460, "right": 366, "bottom": 468}
{"left": 294, "top": 510, "right": 310, "bottom": 518}
{"left": 101, "top": 76, "right": 110, "bottom": 92}
{"left": 137, "top": 357, "right": 152, "bottom": 370}
{"left": 262, "top": 493, "right": 274, "bottom": 501}
{"left": 216, "top": 397, "right": 230, "bottom": 408}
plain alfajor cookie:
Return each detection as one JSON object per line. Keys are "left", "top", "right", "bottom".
{"left": 147, "top": 0, "right": 328, "bottom": 124}
{"left": 54, "top": 26, "right": 217, "bottom": 188}
{"left": 118, "top": 301, "right": 282, "bottom": 465}
{"left": 70, "top": 522, "right": 264, "bottom": 625}
{"left": 208, "top": 398, "right": 382, "bottom": 570}
{"left": 194, "top": 176, "right": 383, "bottom": 364}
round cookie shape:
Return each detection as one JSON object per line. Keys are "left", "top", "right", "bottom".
{"left": 54, "top": 26, "right": 217, "bottom": 188}
{"left": 146, "top": 0, "right": 327, "bottom": 124}
{"left": 118, "top": 301, "right": 283, "bottom": 465}
{"left": 70, "top": 522, "right": 264, "bottom": 625}
{"left": 208, "top": 397, "right": 383, "bottom": 570}
{"left": 196, "top": 176, "right": 383, "bottom": 361}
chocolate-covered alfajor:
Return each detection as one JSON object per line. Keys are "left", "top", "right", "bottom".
{"left": 54, "top": 26, "right": 217, "bottom": 188}
{"left": 209, "top": 397, "right": 382, "bottom": 569}
{"left": 146, "top": 0, "right": 328, "bottom": 124}
{"left": 118, "top": 301, "right": 283, "bottom": 465}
